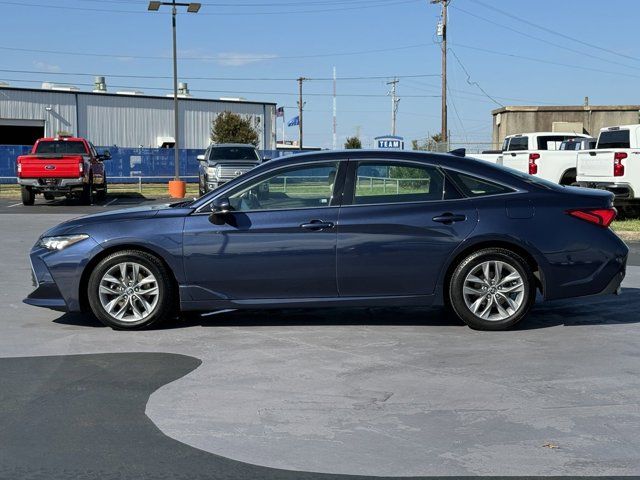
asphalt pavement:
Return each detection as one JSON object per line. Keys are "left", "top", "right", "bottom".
{"left": 0, "top": 210, "right": 639, "bottom": 478}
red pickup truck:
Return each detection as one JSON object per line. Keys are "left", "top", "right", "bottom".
{"left": 17, "top": 136, "right": 109, "bottom": 205}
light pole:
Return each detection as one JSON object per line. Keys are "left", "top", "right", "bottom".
{"left": 148, "top": 1, "right": 201, "bottom": 198}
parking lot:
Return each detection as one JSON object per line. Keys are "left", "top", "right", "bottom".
{"left": 1, "top": 206, "right": 640, "bottom": 478}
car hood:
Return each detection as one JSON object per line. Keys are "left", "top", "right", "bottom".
{"left": 41, "top": 204, "right": 186, "bottom": 237}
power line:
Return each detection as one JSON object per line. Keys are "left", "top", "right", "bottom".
{"left": 0, "top": 42, "right": 432, "bottom": 62}
{"left": 451, "top": 42, "right": 640, "bottom": 81}
{"left": 0, "top": 0, "right": 421, "bottom": 15}
{"left": 451, "top": 4, "right": 640, "bottom": 74}
{"left": 0, "top": 68, "right": 438, "bottom": 82}
{"left": 0, "top": 78, "right": 440, "bottom": 98}
{"left": 468, "top": 0, "right": 640, "bottom": 64}
{"left": 448, "top": 48, "right": 503, "bottom": 107}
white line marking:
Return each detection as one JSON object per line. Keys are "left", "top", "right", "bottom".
{"left": 103, "top": 198, "right": 118, "bottom": 207}
{"left": 7, "top": 203, "right": 22, "bottom": 208}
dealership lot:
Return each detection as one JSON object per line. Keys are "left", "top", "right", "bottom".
{"left": 1, "top": 211, "right": 640, "bottom": 477}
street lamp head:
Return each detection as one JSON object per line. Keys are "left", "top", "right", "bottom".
{"left": 187, "top": 2, "right": 201, "bottom": 13}
{"left": 148, "top": 1, "right": 161, "bottom": 11}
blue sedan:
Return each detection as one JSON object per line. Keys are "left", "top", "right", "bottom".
{"left": 26, "top": 150, "right": 628, "bottom": 331}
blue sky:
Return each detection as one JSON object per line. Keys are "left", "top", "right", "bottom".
{"left": 1, "top": 0, "right": 639, "bottom": 149}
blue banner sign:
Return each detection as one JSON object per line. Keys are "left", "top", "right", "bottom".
{"left": 375, "top": 136, "right": 404, "bottom": 150}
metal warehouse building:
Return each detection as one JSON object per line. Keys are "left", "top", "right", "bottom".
{"left": 492, "top": 103, "right": 640, "bottom": 146}
{"left": 0, "top": 84, "right": 277, "bottom": 150}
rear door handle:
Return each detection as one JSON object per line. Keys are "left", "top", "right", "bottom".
{"left": 432, "top": 213, "right": 467, "bottom": 224}
{"left": 300, "top": 220, "right": 335, "bottom": 231}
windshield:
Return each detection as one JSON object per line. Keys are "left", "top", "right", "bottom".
{"left": 209, "top": 147, "right": 259, "bottom": 161}
{"left": 35, "top": 141, "right": 88, "bottom": 154}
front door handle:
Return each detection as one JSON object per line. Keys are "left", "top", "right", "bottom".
{"left": 432, "top": 213, "right": 467, "bottom": 224}
{"left": 300, "top": 220, "right": 335, "bottom": 231}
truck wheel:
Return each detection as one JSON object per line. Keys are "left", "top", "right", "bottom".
{"left": 96, "top": 178, "right": 107, "bottom": 201}
{"left": 560, "top": 169, "right": 576, "bottom": 186}
{"left": 21, "top": 186, "right": 35, "bottom": 206}
{"left": 81, "top": 181, "right": 94, "bottom": 205}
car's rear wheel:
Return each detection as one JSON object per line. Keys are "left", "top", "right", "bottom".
{"left": 87, "top": 250, "right": 175, "bottom": 329}
{"left": 21, "top": 186, "right": 35, "bottom": 205}
{"left": 448, "top": 248, "right": 536, "bottom": 330}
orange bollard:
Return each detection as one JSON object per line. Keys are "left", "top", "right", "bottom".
{"left": 168, "top": 180, "right": 186, "bottom": 199}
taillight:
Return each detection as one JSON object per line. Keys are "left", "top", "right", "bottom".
{"left": 17, "top": 158, "right": 22, "bottom": 176}
{"left": 528, "top": 153, "right": 540, "bottom": 175}
{"left": 614, "top": 152, "right": 626, "bottom": 177}
{"left": 567, "top": 208, "right": 617, "bottom": 228}
{"left": 78, "top": 160, "right": 84, "bottom": 174}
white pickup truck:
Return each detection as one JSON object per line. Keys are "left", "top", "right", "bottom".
{"left": 500, "top": 136, "right": 595, "bottom": 185}
{"left": 499, "top": 132, "right": 591, "bottom": 184}
{"left": 577, "top": 125, "right": 640, "bottom": 204}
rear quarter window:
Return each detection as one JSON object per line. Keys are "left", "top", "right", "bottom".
{"left": 446, "top": 170, "right": 515, "bottom": 197}
{"left": 598, "top": 130, "right": 630, "bottom": 149}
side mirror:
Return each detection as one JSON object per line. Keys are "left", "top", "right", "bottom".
{"left": 101, "top": 149, "right": 111, "bottom": 160}
{"left": 208, "top": 197, "right": 232, "bottom": 225}
{"left": 197, "top": 154, "right": 205, "bottom": 162}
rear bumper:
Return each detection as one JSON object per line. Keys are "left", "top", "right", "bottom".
{"left": 577, "top": 181, "right": 636, "bottom": 200}
{"left": 18, "top": 177, "right": 85, "bottom": 190}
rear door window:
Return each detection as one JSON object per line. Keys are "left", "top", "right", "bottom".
{"left": 353, "top": 161, "right": 445, "bottom": 205}
{"left": 598, "top": 130, "right": 630, "bottom": 149}
{"left": 506, "top": 136, "right": 528, "bottom": 151}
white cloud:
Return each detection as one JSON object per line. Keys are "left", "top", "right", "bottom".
{"left": 33, "top": 61, "right": 61, "bottom": 73}
{"left": 216, "top": 52, "right": 277, "bottom": 67}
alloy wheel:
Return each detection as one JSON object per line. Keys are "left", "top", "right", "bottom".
{"left": 98, "top": 262, "right": 159, "bottom": 322}
{"left": 462, "top": 260, "right": 525, "bottom": 321}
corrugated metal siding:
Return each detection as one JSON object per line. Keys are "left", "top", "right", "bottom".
{"left": 1, "top": 88, "right": 275, "bottom": 149}
{"left": 0, "top": 89, "right": 77, "bottom": 137}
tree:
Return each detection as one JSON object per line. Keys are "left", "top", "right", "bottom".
{"left": 344, "top": 136, "right": 362, "bottom": 149}
{"left": 412, "top": 133, "right": 444, "bottom": 152}
{"left": 211, "top": 111, "right": 259, "bottom": 146}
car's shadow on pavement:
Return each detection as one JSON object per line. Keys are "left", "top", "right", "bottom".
{"left": 52, "top": 288, "right": 640, "bottom": 331}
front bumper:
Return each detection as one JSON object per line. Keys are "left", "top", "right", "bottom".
{"left": 24, "top": 252, "right": 68, "bottom": 311}
{"left": 24, "top": 237, "right": 103, "bottom": 313}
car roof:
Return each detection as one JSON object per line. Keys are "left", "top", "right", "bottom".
{"left": 210, "top": 143, "right": 257, "bottom": 148}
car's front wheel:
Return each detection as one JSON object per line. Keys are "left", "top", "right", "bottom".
{"left": 87, "top": 250, "right": 175, "bottom": 329}
{"left": 448, "top": 248, "right": 536, "bottom": 330}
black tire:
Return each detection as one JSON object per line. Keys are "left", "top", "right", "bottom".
{"left": 81, "top": 180, "right": 94, "bottom": 205}
{"left": 21, "top": 186, "right": 35, "bottom": 205}
{"left": 448, "top": 248, "right": 536, "bottom": 331}
{"left": 559, "top": 169, "right": 576, "bottom": 186}
{"left": 87, "top": 250, "right": 176, "bottom": 330}
{"left": 43, "top": 193, "right": 54, "bottom": 201}
{"left": 96, "top": 178, "right": 108, "bottom": 201}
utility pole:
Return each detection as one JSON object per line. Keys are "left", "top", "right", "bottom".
{"left": 386, "top": 78, "right": 400, "bottom": 136}
{"left": 332, "top": 67, "right": 337, "bottom": 150}
{"left": 431, "top": 0, "right": 448, "bottom": 147}
{"left": 297, "top": 77, "right": 307, "bottom": 150}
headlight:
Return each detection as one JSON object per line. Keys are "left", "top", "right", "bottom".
{"left": 38, "top": 234, "right": 89, "bottom": 251}
{"left": 207, "top": 166, "right": 217, "bottom": 178}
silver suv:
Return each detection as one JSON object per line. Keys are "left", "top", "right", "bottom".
{"left": 197, "top": 143, "right": 261, "bottom": 196}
